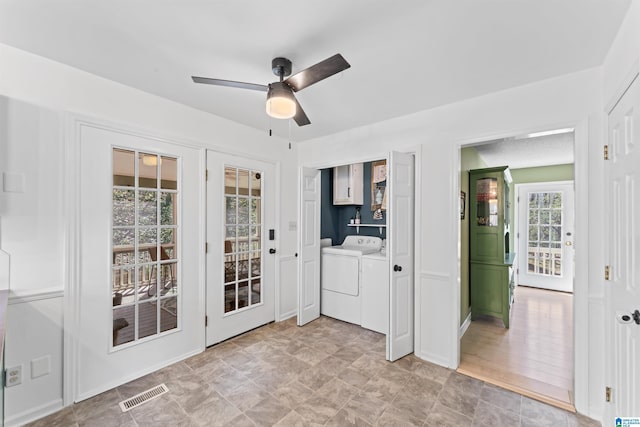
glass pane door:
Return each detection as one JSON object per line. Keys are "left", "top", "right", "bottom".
{"left": 223, "top": 166, "right": 262, "bottom": 314}
{"left": 112, "top": 148, "right": 179, "bottom": 347}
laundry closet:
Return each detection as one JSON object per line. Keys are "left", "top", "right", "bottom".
{"left": 319, "top": 160, "right": 389, "bottom": 334}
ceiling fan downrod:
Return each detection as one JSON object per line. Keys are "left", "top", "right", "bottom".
{"left": 271, "top": 57, "right": 292, "bottom": 82}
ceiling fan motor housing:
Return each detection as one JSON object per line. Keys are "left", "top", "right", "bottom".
{"left": 272, "top": 57, "right": 292, "bottom": 78}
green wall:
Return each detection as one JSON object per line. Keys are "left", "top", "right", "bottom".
{"left": 510, "top": 163, "right": 574, "bottom": 184}
{"left": 460, "top": 147, "right": 487, "bottom": 325}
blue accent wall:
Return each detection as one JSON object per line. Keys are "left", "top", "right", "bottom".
{"left": 320, "top": 161, "right": 387, "bottom": 246}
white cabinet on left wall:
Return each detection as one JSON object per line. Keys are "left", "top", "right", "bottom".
{"left": 333, "top": 163, "right": 363, "bottom": 205}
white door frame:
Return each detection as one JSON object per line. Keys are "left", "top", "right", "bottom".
{"left": 297, "top": 148, "right": 421, "bottom": 347}
{"left": 455, "top": 119, "right": 590, "bottom": 413}
{"left": 63, "top": 117, "right": 207, "bottom": 403}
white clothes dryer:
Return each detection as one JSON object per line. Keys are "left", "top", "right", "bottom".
{"left": 321, "top": 235, "right": 382, "bottom": 325}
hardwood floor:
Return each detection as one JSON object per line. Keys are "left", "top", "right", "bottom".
{"left": 458, "top": 285, "right": 575, "bottom": 412}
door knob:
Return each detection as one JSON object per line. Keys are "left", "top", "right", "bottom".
{"left": 620, "top": 310, "right": 640, "bottom": 325}
{"left": 393, "top": 265, "right": 402, "bottom": 272}
{"left": 269, "top": 248, "right": 276, "bottom": 254}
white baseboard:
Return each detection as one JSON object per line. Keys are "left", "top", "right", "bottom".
{"left": 278, "top": 310, "right": 297, "bottom": 321}
{"left": 5, "top": 398, "right": 63, "bottom": 427}
{"left": 459, "top": 312, "right": 472, "bottom": 338}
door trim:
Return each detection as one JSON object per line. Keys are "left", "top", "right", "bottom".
{"left": 455, "top": 118, "right": 590, "bottom": 414}
{"left": 63, "top": 116, "right": 207, "bottom": 404}
{"left": 298, "top": 147, "right": 422, "bottom": 353}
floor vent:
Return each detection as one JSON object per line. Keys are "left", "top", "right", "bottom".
{"left": 119, "top": 383, "right": 169, "bottom": 412}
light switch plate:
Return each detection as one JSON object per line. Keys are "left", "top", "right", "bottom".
{"left": 2, "top": 172, "right": 26, "bottom": 193}
{"left": 31, "top": 355, "right": 51, "bottom": 379}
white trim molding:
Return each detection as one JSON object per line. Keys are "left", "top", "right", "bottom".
{"left": 8, "top": 288, "right": 64, "bottom": 305}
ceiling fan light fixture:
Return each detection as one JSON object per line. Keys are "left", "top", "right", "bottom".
{"left": 266, "top": 82, "right": 296, "bottom": 119}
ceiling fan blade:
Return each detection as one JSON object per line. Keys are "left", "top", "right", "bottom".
{"left": 284, "top": 54, "right": 350, "bottom": 92}
{"left": 191, "top": 76, "right": 268, "bottom": 92}
{"left": 292, "top": 96, "right": 311, "bottom": 126}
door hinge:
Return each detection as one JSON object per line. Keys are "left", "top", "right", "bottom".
{"left": 205, "top": 169, "right": 209, "bottom": 181}
{"left": 604, "top": 145, "right": 609, "bottom": 160}
{"left": 605, "top": 386, "right": 612, "bottom": 402}
{"left": 205, "top": 316, "right": 208, "bottom": 327}
{"left": 605, "top": 265, "right": 610, "bottom": 281}
{"left": 205, "top": 242, "right": 208, "bottom": 253}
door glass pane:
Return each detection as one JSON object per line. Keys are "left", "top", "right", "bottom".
{"left": 238, "top": 169, "right": 249, "bottom": 196}
{"left": 138, "top": 191, "right": 157, "bottom": 225}
{"left": 238, "top": 281, "right": 249, "bottom": 309}
{"left": 138, "top": 301, "right": 158, "bottom": 339}
{"left": 526, "top": 191, "right": 563, "bottom": 277}
{"left": 238, "top": 198, "right": 249, "bottom": 224}
{"left": 139, "top": 153, "right": 158, "bottom": 189}
{"left": 160, "top": 193, "right": 176, "bottom": 225}
{"left": 113, "top": 189, "right": 135, "bottom": 226}
{"left": 223, "top": 166, "right": 263, "bottom": 314}
{"left": 160, "top": 262, "right": 177, "bottom": 296}
{"left": 113, "top": 306, "right": 135, "bottom": 346}
{"left": 112, "top": 148, "right": 179, "bottom": 347}
{"left": 476, "top": 178, "right": 498, "bottom": 226}
{"left": 160, "top": 297, "right": 178, "bottom": 332}
{"left": 251, "top": 279, "right": 261, "bottom": 305}
{"left": 161, "top": 156, "right": 177, "bottom": 190}
{"left": 113, "top": 149, "right": 135, "bottom": 187}
{"left": 225, "top": 284, "right": 236, "bottom": 313}
{"left": 113, "top": 266, "right": 135, "bottom": 305}
{"left": 225, "top": 167, "right": 236, "bottom": 195}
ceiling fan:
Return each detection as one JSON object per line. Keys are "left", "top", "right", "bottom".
{"left": 192, "top": 54, "right": 350, "bottom": 127}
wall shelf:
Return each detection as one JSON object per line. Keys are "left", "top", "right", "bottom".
{"left": 348, "top": 223, "right": 386, "bottom": 234}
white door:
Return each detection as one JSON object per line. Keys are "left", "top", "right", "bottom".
{"left": 605, "top": 75, "right": 640, "bottom": 419}
{"left": 78, "top": 125, "right": 202, "bottom": 400}
{"left": 206, "top": 152, "right": 276, "bottom": 346}
{"left": 298, "top": 167, "right": 321, "bottom": 326}
{"left": 517, "top": 182, "right": 574, "bottom": 292}
{"left": 387, "top": 151, "right": 415, "bottom": 361}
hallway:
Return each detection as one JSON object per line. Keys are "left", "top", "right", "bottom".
{"left": 458, "top": 286, "right": 574, "bottom": 411}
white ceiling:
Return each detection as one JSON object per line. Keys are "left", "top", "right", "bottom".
{"left": 0, "top": 1, "right": 630, "bottom": 142}
{"left": 473, "top": 131, "right": 574, "bottom": 169}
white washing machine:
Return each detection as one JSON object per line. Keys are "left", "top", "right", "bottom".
{"left": 321, "top": 235, "right": 382, "bottom": 325}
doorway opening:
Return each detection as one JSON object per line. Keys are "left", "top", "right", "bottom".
{"left": 457, "top": 128, "right": 576, "bottom": 411}
{"left": 297, "top": 152, "right": 416, "bottom": 362}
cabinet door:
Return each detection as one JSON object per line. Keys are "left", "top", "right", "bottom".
{"left": 333, "top": 163, "right": 363, "bottom": 205}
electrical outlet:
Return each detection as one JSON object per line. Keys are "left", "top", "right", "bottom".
{"left": 6, "top": 365, "right": 22, "bottom": 387}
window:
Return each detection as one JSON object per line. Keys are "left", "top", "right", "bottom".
{"left": 112, "top": 149, "right": 179, "bottom": 347}
{"left": 224, "top": 166, "right": 262, "bottom": 314}
{"left": 527, "top": 191, "right": 563, "bottom": 276}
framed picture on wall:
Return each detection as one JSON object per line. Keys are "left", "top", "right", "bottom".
{"left": 460, "top": 191, "right": 466, "bottom": 219}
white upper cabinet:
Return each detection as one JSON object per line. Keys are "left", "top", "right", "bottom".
{"left": 333, "top": 163, "right": 363, "bottom": 205}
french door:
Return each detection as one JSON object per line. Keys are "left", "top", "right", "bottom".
{"left": 517, "top": 182, "right": 574, "bottom": 292}
{"left": 77, "top": 124, "right": 201, "bottom": 400}
{"left": 206, "top": 151, "right": 276, "bottom": 346}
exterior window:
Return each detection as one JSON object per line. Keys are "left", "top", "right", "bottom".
{"left": 224, "top": 166, "right": 262, "bottom": 313}
{"left": 527, "top": 191, "right": 563, "bottom": 277}
{"left": 112, "top": 149, "right": 179, "bottom": 347}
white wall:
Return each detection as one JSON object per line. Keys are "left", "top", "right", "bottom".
{"left": 4, "top": 294, "right": 64, "bottom": 427}
{"left": 0, "top": 43, "right": 299, "bottom": 424}
{"left": 298, "top": 67, "right": 606, "bottom": 418}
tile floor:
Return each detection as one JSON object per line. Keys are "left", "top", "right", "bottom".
{"left": 27, "top": 316, "right": 600, "bottom": 426}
